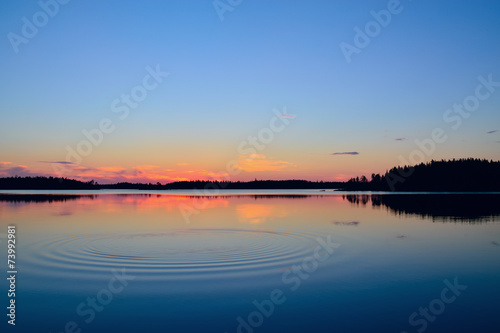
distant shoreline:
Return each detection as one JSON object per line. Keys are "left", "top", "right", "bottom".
{"left": 1, "top": 158, "right": 499, "bottom": 192}
{"left": 2, "top": 189, "right": 500, "bottom": 195}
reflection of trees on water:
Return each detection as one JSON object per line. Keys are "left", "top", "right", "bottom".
{"left": 343, "top": 194, "right": 500, "bottom": 223}
{"left": 342, "top": 195, "right": 371, "bottom": 206}
{"left": 0, "top": 193, "right": 312, "bottom": 205}
{"left": 0, "top": 194, "right": 96, "bottom": 204}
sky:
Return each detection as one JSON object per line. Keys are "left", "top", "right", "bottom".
{"left": 1, "top": 0, "right": 500, "bottom": 184}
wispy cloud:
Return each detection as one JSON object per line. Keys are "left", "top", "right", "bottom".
{"left": 0, "top": 163, "right": 45, "bottom": 177}
{"left": 331, "top": 152, "right": 359, "bottom": 156}
{"left": 39, "top": 161, "right": 75, "bottom": 165}
{"left": 487, "top": 130, "right": 498, "bottom": 134}
{"left": 394, "top": 138, "right": 407, "bottom": 141}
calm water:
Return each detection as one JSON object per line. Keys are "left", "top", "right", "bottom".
{"left": 1, "top": 191, "right": 499, "bottom": 332}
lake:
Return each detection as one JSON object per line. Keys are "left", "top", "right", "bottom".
{"left": 1, "top": 190, "right": 499, "bottom": 332}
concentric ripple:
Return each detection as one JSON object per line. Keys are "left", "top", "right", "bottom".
{"left": 23, "top": 229, "right": 338, "bottom": 282}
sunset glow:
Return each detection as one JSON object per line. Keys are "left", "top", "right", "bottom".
{"left": 1, "top": 1, "right": 499, "bottom": 184}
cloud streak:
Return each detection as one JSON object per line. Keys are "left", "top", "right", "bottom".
{"left": 487, "top": 130, "right": 498, "bottom": 134}
{"left": 39, "top": 161, "right": 75, "bottom": 165}
{"left": 0, "top": 163, "right": 48, "bottom": 177}
{"left": 331, "top": 152, "right": 359, "bottom": 156}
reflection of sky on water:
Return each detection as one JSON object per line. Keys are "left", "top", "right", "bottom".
{"left": 0, "top": 193, "right": 499, "bottom": 332}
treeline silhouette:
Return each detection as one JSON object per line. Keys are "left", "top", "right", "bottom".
{"left": 161, "top": 179, "right": 343, "bottom": 190}
{"left": 345, "top": 158, "right": 500, "bottom": 191}
{"left": 0, "top": 176, "right": 96, "bottom": 189}
{"left": 0, "top": 159, "right": 499, "bottom": 191}
{"left": 0, "top": 177, "right": 343, "bottom": 190}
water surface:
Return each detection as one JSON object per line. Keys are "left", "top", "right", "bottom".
{"left": 1, "top": 192, "right": 499, "bottom": 332}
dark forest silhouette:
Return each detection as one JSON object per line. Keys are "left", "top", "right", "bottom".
{"left": 0, "top": 177, "right": 343, "bottom": 190}
{"left": 0, "top": 176, "right": 96, "bottom": 189}
{"left": 1, "top": 158, "right": 499, "bottom": 191}
{"left": 346, "top": 158, "right": 500, "bottom": 191}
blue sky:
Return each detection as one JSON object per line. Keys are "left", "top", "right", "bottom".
{"left": 1, "top": 0, "right": 499, "bottom": 183}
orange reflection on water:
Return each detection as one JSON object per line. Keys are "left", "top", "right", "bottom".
{"left": 236, "top": 203, "right": 288, "bottom": 224}
{"left": 118, "top": 194, "right": 229, "bottom": 212}
{"left": 0, "top": 193, "right": 419, "bottom": 237}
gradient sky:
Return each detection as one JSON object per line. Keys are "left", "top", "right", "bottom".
{"left": 1, "top": 0, "right": 500, "bottom": 183}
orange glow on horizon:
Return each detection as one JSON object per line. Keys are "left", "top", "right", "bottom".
{"left": 0, "top": 157, "right": 388, "bottom": 184}
{"left": 236, "top": 154, "right": 295, "bottom": 173}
